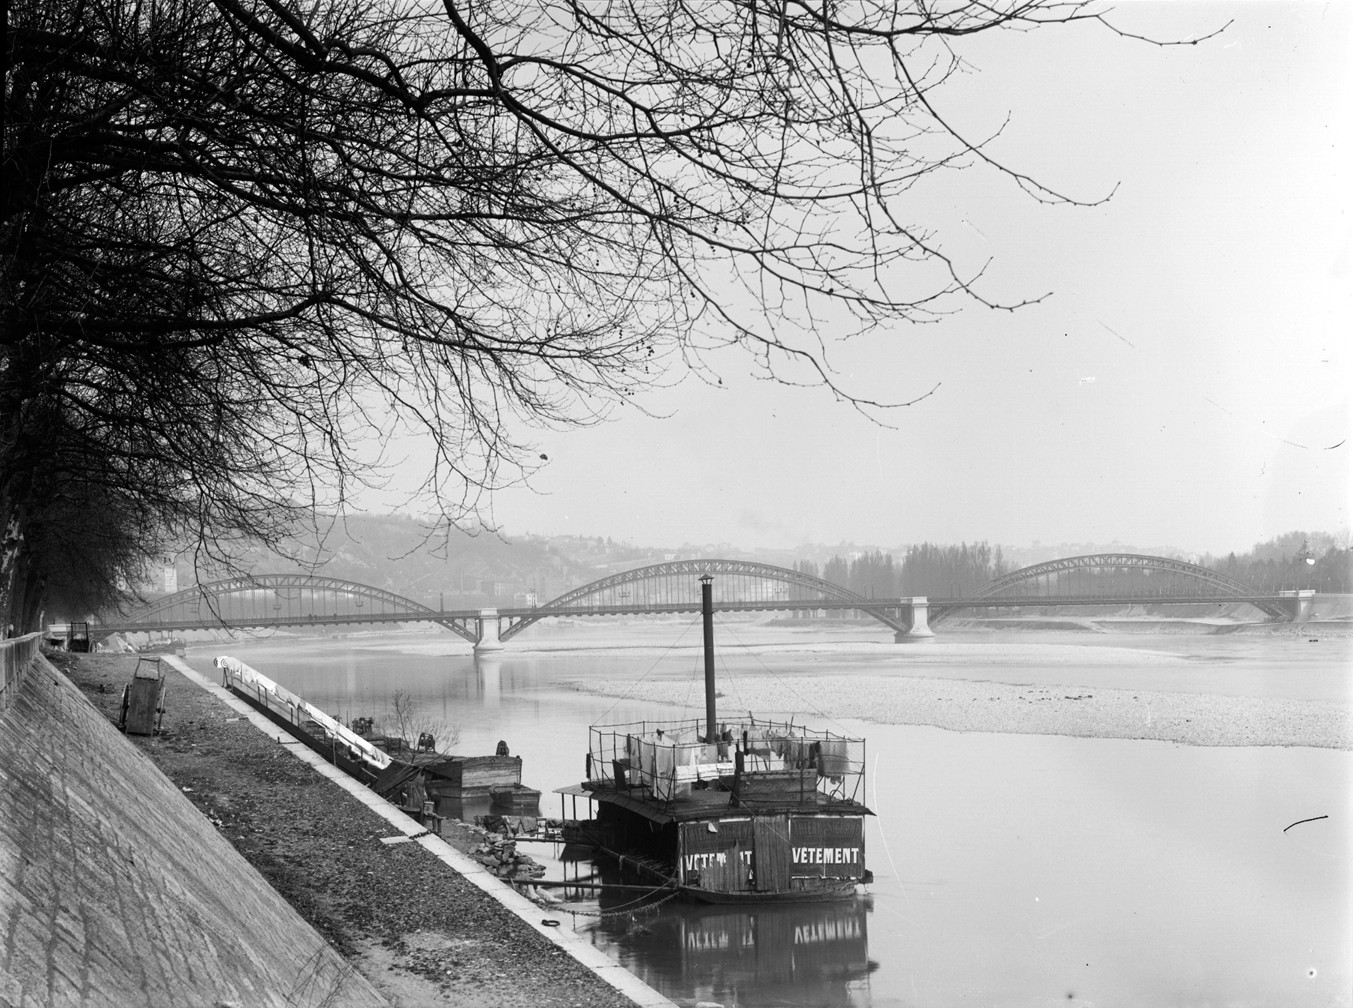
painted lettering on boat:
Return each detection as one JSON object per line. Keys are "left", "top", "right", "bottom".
{"left": 791, "top": 846, "right": 860, "bottom": 865}
{"left": 684, "top": 929, "right": 753, "bottom": 951}
{"left": 793, "top": 917, "right": 863, "bottom": 943}
{"left": 683, "top": 849, "right": 753, "bottom": 873}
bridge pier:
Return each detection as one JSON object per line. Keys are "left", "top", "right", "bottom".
{"left": 473, "top": 609, "right": 505, "bottom": 652}
{"left": 894, "top": 597, "right": 935, "bottom": 642}
{"left": 1277, "top": 589, "right": 1317, "bottom": 622}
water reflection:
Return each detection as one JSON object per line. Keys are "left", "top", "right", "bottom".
{"left": 429, "top": 791, "right": 541, "bottom": 825}
{"left": 476, "top": 654, "right": 502, "bottom": 709}
{"left": 585, "top": 893, "right": 878, "bottom": 1008}
{"left": 200, "top": 627, "right": 1352, "bottom": 1007}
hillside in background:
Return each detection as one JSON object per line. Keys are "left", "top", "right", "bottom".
{"left": 158, "top": 516, "right": 810, "bottom": 608}
{"left": 146, "top": 517, "right": 1349, "bottom": 608}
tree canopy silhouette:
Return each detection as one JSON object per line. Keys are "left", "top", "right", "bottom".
{"left": 1, "top": 0, "right": 1214, "bottom": 630}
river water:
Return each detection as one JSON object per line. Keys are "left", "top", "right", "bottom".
{"left": 191, "top": 621, "right": 1352, "bottom": 1008}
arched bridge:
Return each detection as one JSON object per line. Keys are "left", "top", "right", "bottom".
{"left": 95, "top": 554, "right": 1312, "bottom": 648}
{"left": 493, "top": 558, "right": 923, "bottom": 643}
{"left": 99, "top": 573, "right": 477, "bottom": 637}
{"left": 934, "top": 553, "right": 1297, "bottom": 622}
{"left": 94, "top": 561, "right": 933, "bottom": 646}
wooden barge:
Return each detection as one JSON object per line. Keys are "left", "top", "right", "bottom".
{"left": 560, "top": 575, "right": 873, "bottom": 903}
{"left": 137, "top": 638, "right": 187, "bottom": 657}
{"left": 372, "top": 753, "right": 541, "bottom": 817}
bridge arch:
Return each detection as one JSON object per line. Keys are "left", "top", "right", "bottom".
{"left": 944, "top": 553, "right": 1284, "bottom": 619}
{"left": 503, "top": 558, "right": 915, "bottom": 639}
{"left": 111, "top": 574, "right": 481, "bottom": 642}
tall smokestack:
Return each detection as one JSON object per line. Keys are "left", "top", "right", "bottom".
{"left": 700, "top": 574, "right": 716, "bottom": 742}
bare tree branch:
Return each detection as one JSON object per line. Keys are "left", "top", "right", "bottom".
{"left": 2, "top": 0, "right": 1215, "bottom": 629}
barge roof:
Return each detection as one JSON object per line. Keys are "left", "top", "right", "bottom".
{"left": 556, "top": 782, "right": 872, "bottom": 825}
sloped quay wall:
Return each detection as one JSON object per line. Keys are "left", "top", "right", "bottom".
{"left": 0, "top": 649, "right": 387, "bottom": 1008}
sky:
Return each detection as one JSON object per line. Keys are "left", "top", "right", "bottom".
{"left": 387, "top": 1, "right": 1352, "bottom": 558}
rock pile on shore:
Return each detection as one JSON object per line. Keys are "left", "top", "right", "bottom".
{"left": 467, "top": 837, "right": 546, "bottom": 880}
{"left": 464, "top": 818, "right": 547, "bottom": 881}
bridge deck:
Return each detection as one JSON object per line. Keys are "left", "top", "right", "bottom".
{"left": 94, "top": 558, "right": 1309, "bottom": 636}
{"left": 96, "top": 592, "right": 1300, "bottom": 635}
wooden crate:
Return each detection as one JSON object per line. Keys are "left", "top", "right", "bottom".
{"left": 733, "top": 767, "right": 818, "bottom": 805}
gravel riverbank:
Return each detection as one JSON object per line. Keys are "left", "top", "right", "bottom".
{"left": 55, "top": 652, "right": 643, "bottom": 1008}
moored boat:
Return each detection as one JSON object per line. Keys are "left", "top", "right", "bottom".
{"left": 138, "top": 637, "right": 187, "bottom": 656}
{"left": 215, "top": 655, "right": 393, "bottom": 784}
{"left": 373, "top": 752, "right": 542, "bottom": 817}
{"left": 216, "top": 655, "right": 542, "bottom": 822}
{"left": 560, "top": 574, "right": 873, "bottom": 903}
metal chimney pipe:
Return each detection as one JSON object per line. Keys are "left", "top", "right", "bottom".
{"left": 700, "top": 574, "right": 716, "bottom": 743}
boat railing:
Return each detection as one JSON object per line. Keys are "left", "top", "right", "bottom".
{"left": 214, "top": 655, "right": 392, "bottom": 771}
{"left": 587, "top": 716, "right": 866, "bottom": 806}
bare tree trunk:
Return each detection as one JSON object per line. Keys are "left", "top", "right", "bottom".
{"left": 1, "top": 500, "right": 28, "bottom": 634}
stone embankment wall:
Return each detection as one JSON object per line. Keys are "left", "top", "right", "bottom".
{"left": 0, "top": 648, "right": 386, "bottom": 1008}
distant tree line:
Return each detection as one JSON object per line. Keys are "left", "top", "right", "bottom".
{"left": 804, "top": 531, "right": 1352, "bottom": 600}
{"left": 801, "top": 542, "right": 1008, "bottom": 599}
{"left": 1200, "top": 532, "right": 1351, "bottom": 594}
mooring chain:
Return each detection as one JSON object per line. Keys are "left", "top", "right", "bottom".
{"left": 527, "top": 883, "right": 682, "bottom": 920}
{"left": 575, "top": 885, "right": 683, "bottom": 919}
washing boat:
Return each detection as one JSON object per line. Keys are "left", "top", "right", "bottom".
{"left": 559, "top": 574, "right": 873, "bottom": 903}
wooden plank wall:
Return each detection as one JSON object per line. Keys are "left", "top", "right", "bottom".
{"left": 753, "top": 815, "right": 792, "bottom": 891}
{"left": 788, "top": 815, "right": 865, "bottom": 879}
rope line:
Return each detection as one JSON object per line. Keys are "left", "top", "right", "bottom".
{"left": 594, "top": 617, "right": 699, "bottom": 722}
{"left": 525, "top": 883, "right": 682, "bottom": 918}
{"left": 709, "top": 613, "right": 852, "bottom": 734}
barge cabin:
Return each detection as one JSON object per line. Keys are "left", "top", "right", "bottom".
{"left": 569, "top": 714, "right": 872, "bottom": 902}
